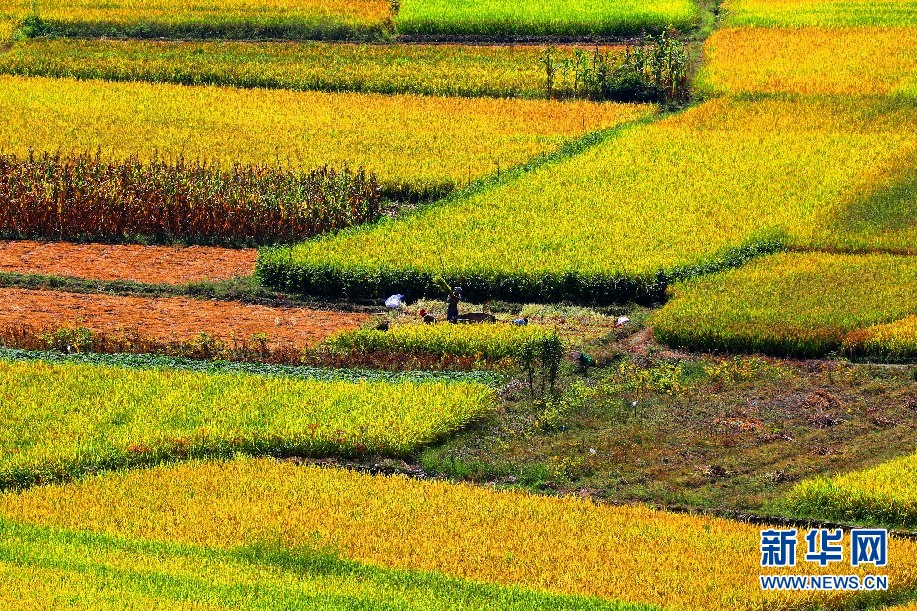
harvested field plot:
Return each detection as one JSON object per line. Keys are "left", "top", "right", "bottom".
{"left": 395, "top": 0, "right": 699, "bottom": 37}
{"left": 259, "top": 97, "right": 917, "bottom": 304}
{"left": 0, "top": 361, "right": 494, "bottom": 488}
{"left": 724, "top": 0, "right": 917, "bottom": 27}
{"left": 653, "top": 252, "right": 917, "bottom": 359}
{"left": 5, "top": 458, "right": 917, "bottom": 610}
{"left": 788, "top": 451, "right": 917, "bottom": 528}
{"left": 0, "top": 288, "right": 366, "bottom": 352}
{"left": 2, "top": 0, "right": 393, "bottom": 41}
{"left": 0, "top": 76, "right": 648, "bottom": 201}
{"left": 0, "top": 39, "right": 625, "bottom": 100}
{"left": 0, "top": 520, "right": 626, "bottom": 611}
{"left": 700, "top": 27, "right": 917, "bottom": 96}
{"left": 0, "top": 240, "right": 256, "bottom": 285}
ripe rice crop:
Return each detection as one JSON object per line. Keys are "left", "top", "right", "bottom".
{"left": 0, "top": 240, "right": 257, "bottom": 285}
{"left": 0, "top": 287, "right": 368, "bottom": 363}
{"left": 5, "top": 0, "right": 393, "bottom": 41}
{"left": 0, "top": 76, "right": 646, "bottom": 201}
{"left": 5, "top": 458, "right": 917, "bottom": 610}
{"left": 258, "top": 97, "right": 917, "bottom": 304}
{"left": 0, "top": 520, "right": 636, "bottom": 611}
{"left": 326, "top": 322, "right": 558, "bottom": 362}
{"left": 844, "top": 316, "right": 917, "bottom": 363}
{"left": 653, "top": 252, "right": 917, "bottom": 359}
{"left": 787, "top": 452, "right": 917, "bottom": 528}
{"left": 699, "top": 27, "right": 917, "bottom": 96}
{"left": 0, "top": 39, "right": 624, "bottom": 100}
{"left": 724, "top": 0, "right": 917, "bottom": 27}
{"left": 0, "top": 360, "right": 494, "bottom": 489}
{"left": 395, "top": 0, "right": 699, "bottom": 37}
{"left": 0, "top": 152, "right": 381, "bottom": 246}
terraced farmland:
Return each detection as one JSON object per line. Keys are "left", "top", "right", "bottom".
{"left": 0, "top": 39, "right": 626, "bottom": 99}
{"left": 1, "top": 0, "right": 917, "bottom": 607}
{"left": 0, "top": 361, "right": 494, "bottom": 489}
{"left": 259, "top": 96, "right": 917, "bottom": 303}
{"left": 0, "top": 75, "right": 649, "bottom": 201}
{"left": 4, "top": 458, "right": 917, "bottom": 610}
{"left": 0, "top": 0, "right": 394, "bottom": 40}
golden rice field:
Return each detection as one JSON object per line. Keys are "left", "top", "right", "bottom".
{"left": 0, "top": 520, "right": 625, "bottom": 611}
{"left": 0, "top": 75, "right": 648, "bottom": 200}
{"left": 326, "top": 322, "right": 558, "bottom": 361}
{"left": 0, "top": 358, "right": 494, "bottom": 489}
{"left": 845, "top": 316, "right": 917, "bottom": 362}
{"left": 788, "top": 451, "right": 917, "bottom": 528}
{"left": 258, "top": 96, "right": 917, "bottom": 303}
{"left": 724, "top": 0, "right": 917, "bottom": 27}
{"left": 3, "top": 458, "right": 917, "bottom": 610}
{"left": 1, "top": 0, "right": 393, "bottom": 40}
{"left": 653, "top": 252, "right": 917, "bottom": 358}
{"left": 0, "top": 39, "right": 624, "bottom": 99}
{"left": 699, "top": 27, "right": 917, "bottom": 96}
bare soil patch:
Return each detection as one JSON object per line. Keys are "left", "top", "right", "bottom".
{"left": 0, "top": 288, "right": 366, "bottom": 349}
{"left": 0, "top": 240, "right": 257, "bottom": 285}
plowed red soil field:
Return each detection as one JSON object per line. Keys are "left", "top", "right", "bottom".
{"left": 0, "top": 240, "right": 257, "bottom": 284}
{"left": 0, "top": 288, "right": 367, "bottom": 348}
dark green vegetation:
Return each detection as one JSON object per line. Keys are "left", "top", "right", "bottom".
{"left": 542, "top": 30, "right": 691, "bottom": 104}
{"left": 0, "top": 151, "right": 382, "bottom": 246}
{"left": 0, "top": 520, "right": 645, "bottom": 611}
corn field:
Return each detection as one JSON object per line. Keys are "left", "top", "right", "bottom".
{"left": 0, "top": 151, "right": 382, "bottom": 246}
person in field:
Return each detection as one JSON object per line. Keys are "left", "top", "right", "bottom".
{"left": 446, "top": 287, "right": 462, "bottom": 323}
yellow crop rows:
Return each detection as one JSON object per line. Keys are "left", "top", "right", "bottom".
{"left": 0, "top": 75, "right": 649, "bottom": 199}
{"left": 3, "top": 458, "right": 917, "bottom": 610}
{"left": 700, "top": 27, "right": 917, "bottom": 96}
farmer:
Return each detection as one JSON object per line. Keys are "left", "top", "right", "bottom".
{"left": 446, "top": 287, "right": 462, "bottom": 323}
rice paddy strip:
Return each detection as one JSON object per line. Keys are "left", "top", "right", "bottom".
{"left": 0, "top": 360, "right": 495, "bottom": 489}
{"left": 395, "top": 0, "right": 700, "bottom": 37}
{"left": 258, "top": 97, "right": 917, "bottom": 304}
{"left": 0, "top": 346, "right": 504, "bottom": 386}
{"left": 787, "top": 452, "right": 917, "bottom": 529}
{"left": 653, "top": 252, "right": 917, "bottom": 359}
{"left": 0, "top": 520, "right": 633, "bottom": 611}
{"left": 0, "top": 241, "right": 257, "bottom": 285}
{"left": 0, "top": 39, "right": 624, "bottom": 99}
{"left": 4, "top": 458, "right": 917, "bottom": 610}
{"left": 0, "top": 75, "right": 648, "bottom": 202}
{"left": 326, "top": 322, "right": 559, "bottom": 361}
{"left": 699, "top": 27, "right": 917, "bottom": 96}
{"left": 724, "top": 0, "right": 917, "bottom": 27}
{"left": 4, "top": 0, "right": 393, "bottom": 41}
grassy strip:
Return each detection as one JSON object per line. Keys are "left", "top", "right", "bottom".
{"left": 786, "top": 453, "right": 917, "bottom": 529}
{"left": 0, "top": 75, "right": 644, "bottom": 203}
{"left": 5, "top": 457, "right": 917, "bottom": 609}
{"left": 698, "top": 27, "right": 917, "bottom": 97}
{"left": 0, "top": 39, "right": 626, "bottom": 100}
{"left": 0, "top": 346, "right": 502, "bottom": 386}
{"left": 0, "top": 358, "right": 495, "bottom": 489}
{"left": 0, "top": 152, "right": 382, "bottom": 246}
{"left": 723, "top": 0, "right": 917, "bottom": 28}
{"left": 258, "top": 96, "right": 916, "bottom": 305}
{"left": 395, "top": 0, "right": 700, "bottom": 37}
{"left": 653, "top": 252, "right": 917, "bottom": 359}
{"left": 0, "top": 520, "right": 636, "bottom": 611}
{"left": 9, "top": 0, "right": 394, "bottom": 41}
